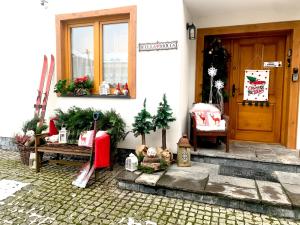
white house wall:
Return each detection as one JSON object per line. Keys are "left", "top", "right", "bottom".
{"left": 179, "top": 3, "right": 196, "bottom": 135}
{"left": 0, "top": 0, "right": 191, "bottom": 152}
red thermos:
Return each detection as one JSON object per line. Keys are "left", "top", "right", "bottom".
{"left": 94, "top": 132, "right": 110, "bottom": 168}
{"left": 49, "top": 118, "right": 58, "bottom": 136}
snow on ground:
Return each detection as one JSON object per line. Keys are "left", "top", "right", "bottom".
{"left": 0, "top": 179, "right": 28, "bottom": 202}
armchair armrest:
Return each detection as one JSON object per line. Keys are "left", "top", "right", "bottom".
{"left": 190, "top": 112, "right": 197, "bottom": 129}
{"left": 222, "top": 115, "right": 229, "bottom": 131}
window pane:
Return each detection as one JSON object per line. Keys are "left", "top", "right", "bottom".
{"left": 71, "top": 26, "right": 94, "bottom": 80}
{"left": 103, "top": 23, "right": 128, "bottom": 86}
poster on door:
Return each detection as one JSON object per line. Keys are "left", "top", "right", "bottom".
{"left": 243, "top": 70, "right": 269, "bottom": 101}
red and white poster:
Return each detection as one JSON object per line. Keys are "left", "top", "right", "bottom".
{"left": 243, "top": 70, "right": 269, "bottom": 101}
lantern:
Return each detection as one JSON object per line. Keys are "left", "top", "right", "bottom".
{"left": 186, "top": 23, "right": 196, "bottom": 40}
{"left": 177, "top": 134, "right": 192, "bottom": 167}
{"left": 58, "top": 126, "right": 68, "bottom": 144}
{"left": 125, "top": 153, "right": 138, "bottom": 172}
{"left": 100, "top": 81, "right": 110, "bottom": 95}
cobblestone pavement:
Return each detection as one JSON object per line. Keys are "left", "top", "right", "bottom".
{"left": 0, "top": 149, "right": 300, "bottom": 225}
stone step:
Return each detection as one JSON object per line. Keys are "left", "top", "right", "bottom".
{"left": 256, "top": 180, "right": 291, "bottom": 207}
{"left": 135, "top": 171, "right": 165, "bottom": 186}
{"left": 273, "top": 171, "right": 300, "bottom": 207}
{"left": 116, "top": 163, "right": 299, "bottom": 219}
{"left": 156, "top": 163, "right": 209, "bottom": 193}
{"left": 205, "top": 175, "right": 260, "bottom": 203}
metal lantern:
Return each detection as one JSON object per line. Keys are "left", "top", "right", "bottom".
{"left": 125, "top": 153, "right": 138, "bottom": 172}
{"left": 58, "top": 126, "right": 68, "bottom": 144}
{"left": 100, "top": 81, "right": 110, "bottom": 95}
{"left": 186, "top": 23, "right": 196, "bottom": 40}
{"left": 177, "top": 134, "right": 192, "bottom": 167}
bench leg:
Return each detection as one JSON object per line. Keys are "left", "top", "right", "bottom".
{"left": 225, "top": 134, "right": 230, "bottom": 153}
{"left": 193, "top": 132, "right": 197, "bottom": 151}
{"left": 35, "top": 151, "right": 40, "bottom": 173}
{"left": 94, "top": 169, "right": 98, "bottom": 181}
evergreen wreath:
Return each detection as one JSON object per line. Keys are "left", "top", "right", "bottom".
{"left": 202, "top": 37, "right": 229, "bottom": 103}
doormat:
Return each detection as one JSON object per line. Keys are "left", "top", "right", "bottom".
{"left": 0, "top": 179, "right": 28, "bottom": 203}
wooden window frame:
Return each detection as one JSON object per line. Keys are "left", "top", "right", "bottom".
{"left": 56, "top": 6, "right": 136, "bottom": 98}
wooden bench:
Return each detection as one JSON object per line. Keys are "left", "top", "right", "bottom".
{"left": 35, "top": 133, "right": 93, "bottom": 173}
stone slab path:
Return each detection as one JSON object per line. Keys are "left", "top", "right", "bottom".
{"left": 1, "top": 149, "right": 300, "bottom": 224}
{"left": 256, "top": 180, "right": 291, "bottom": 207}
{"left": 193, "top": 141, "right": 300, "bottom": 165}
{"left": 156, "top": 164, "right": 209, "bottom": 192}
{"left": 117, "top": 161, "right": 300, "bottom": 219}
{"left": 135, "top": 171, "right": 165, "bottom": 186}
{"left": 206, "top": 175, "right": 260, "bottom": 202}
{"left": 274, "top": 171, "right": 300, "bottom": 207}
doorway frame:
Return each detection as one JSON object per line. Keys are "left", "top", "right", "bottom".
{"left": 195, "top": 21, "right": 300, "bottom": 148}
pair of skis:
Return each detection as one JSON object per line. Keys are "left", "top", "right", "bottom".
{"left": 34, "top": 55, "right": 55, "bottom": 126}
{"left": 34, "top": 55, "right": 97, "bottom": 188}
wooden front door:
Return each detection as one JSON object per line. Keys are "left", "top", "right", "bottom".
{"left": 228, "top": 35, "right": 286, "bottom": 143}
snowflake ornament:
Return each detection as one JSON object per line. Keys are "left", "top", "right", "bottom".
{"left": 214, "top": 80, "right": 224, "bottom": 90}
{"left": 208, "top": 66, "right": 217, "bottom": 77}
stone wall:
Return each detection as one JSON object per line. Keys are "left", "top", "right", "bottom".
{"left": 0, "top": 137, "right": 18, "bottom": 151}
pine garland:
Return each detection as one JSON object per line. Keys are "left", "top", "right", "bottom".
{"left": 54, "top": 107, "right": 127, "bottom": 154}
{"left": 22, "top": 117, "right": 48, "bottom": 135}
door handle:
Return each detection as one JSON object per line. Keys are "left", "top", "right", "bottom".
{"left": 232, "top": 84, "right": 236, "bottom": 97}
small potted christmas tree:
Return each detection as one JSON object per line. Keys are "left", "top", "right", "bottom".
{"left": 153, "top": 94, "right": 176, "bottom": 164}
{"left": 132, "top": 99, "right": 153, "bottom": 157}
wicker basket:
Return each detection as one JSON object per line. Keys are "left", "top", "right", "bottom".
{"left": 18, "top": 145, "right": 35, "bottom": 166}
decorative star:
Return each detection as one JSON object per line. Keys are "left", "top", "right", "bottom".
{"left": 208, "top": 66, "right": 217, "bottom": 77}
{"left": 214, "top": 80, "right": 224, "bottom": 90}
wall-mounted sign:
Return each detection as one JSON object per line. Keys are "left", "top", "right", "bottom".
{"left": 264, "top": 61, "right": 282, "bottom": 68}
{"left": 244, "top": 70, "right": 270, "bottom": 101}
{"left": 139, "top": 41, "right": 178, "bottom": 51}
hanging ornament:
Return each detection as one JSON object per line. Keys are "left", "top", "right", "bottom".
{"left": 214, "top": 80, "right": 224, "bottom": 114}
{"left": 208, "top": 66, "right": 217, "bottom": 104}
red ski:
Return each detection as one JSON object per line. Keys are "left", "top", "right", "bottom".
{"left": 72, "top": 112, "right": 100, "bottom": 188}
{"left": 72, "top": 163, "right": 95, "bottom": 188}
{"left": 39, "top": 54, "right": 55, "bottom": 126}
{"left": 34, "top": 55, "right": 48, "bottom": 117}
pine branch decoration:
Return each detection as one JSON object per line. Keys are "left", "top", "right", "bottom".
{"left": 132, "top": 98, "right": 153, "bottom": 145}
{"left": 153, "top": 94, "right": 176, "bottom": 150}
{"left": 153, "top": 94, "right": 176, "bottom": 130}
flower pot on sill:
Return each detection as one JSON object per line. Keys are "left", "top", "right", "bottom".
{"left": 74, "top": 88, "right": 91, "bottom": 96}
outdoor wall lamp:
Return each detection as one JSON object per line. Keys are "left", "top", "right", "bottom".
{"left": 186, "top": 23, "right": 196, "bottom": 40}
{"left": 40, "top": 0, "right": 48, "bottom": 9}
